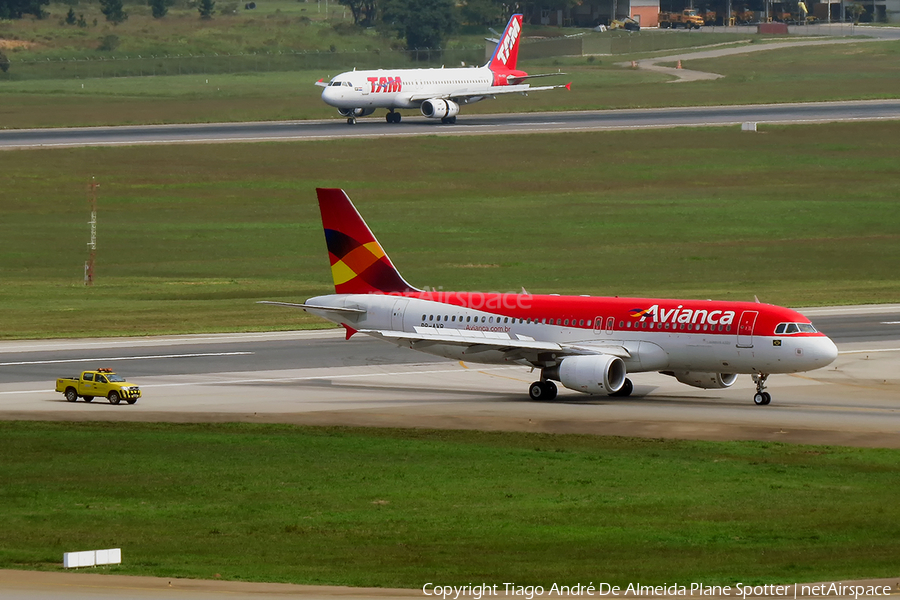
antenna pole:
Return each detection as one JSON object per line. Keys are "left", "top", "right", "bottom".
{"left": 84, "top": 178, "right": 98, "bottom": 286}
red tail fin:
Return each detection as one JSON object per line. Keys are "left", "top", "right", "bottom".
{"left": 487, "top": 14, "right": 523, "bottom": 72}
{"left": 316, "top": 188, "right": 419, "bottom": 295}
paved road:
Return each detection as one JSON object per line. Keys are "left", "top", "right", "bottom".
{"left": 2, "top": 100, "right": 899, "bottom": 149}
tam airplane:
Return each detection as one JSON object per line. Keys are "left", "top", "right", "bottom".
{"left": 266, "top": 189, "right": 838, "bottom": 405}
{"left": 316, "top": 14, "right": 569, "bottom": 124}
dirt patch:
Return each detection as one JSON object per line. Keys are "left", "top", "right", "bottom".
{"left": 0, "top": 39, "right": 38, "bottom": 50}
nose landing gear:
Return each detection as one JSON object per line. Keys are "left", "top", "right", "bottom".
{"left": 752, "top": 373, "right": 771, "bottom": 405}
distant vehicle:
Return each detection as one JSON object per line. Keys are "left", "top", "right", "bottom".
{"left": 610, "top": 16, "right": 641, "bottom": 31}
{"left": 316, "top": 14, "right": 570, "bottom": 125}
{"left": 56, "top": 368, "right": 141, "bottom": 405}
{"left": 658, "top": 9, "right": 705, "bottom": 28}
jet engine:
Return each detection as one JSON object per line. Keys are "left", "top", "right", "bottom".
{"left": 663, "top": 371, "right": 738, "bottom": 389}
{"left": 421, "top": 99, "right": 460, "bottom": 119}
{"left": 555, "top": 355, "right": 627, "bottom": 395}
{"left": 338, "top": 107, "right": 375, "bottom": 118}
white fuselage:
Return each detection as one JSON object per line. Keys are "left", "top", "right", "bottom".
{"left": 321, "top": 66, "right": 505, "bottom": 110}
{"left": 305, "top": 294, "right": 838, "bottom": 376}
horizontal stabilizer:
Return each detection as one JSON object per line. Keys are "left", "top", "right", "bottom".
{"left": 258, "top": 301, "right": 366, "bottom": 314}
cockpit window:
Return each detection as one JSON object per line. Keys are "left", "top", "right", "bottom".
{"left": 330, "top": 81, "right": 342, "bottom": 86}
{"left": 775, "top": 322, "right": 817, "bottom": 334}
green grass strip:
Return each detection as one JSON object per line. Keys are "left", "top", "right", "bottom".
{"left": 1, "top": 421, "right": 898, "bottom": 586}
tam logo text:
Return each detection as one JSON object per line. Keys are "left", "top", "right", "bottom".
{"left": 367, "top": 76, "right": 402, "bottom": 93}
{"left": 495, "top": 18, "right": 520, "bottom": 66}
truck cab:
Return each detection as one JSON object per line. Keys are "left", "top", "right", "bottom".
{"left": 56, "top": 368, "right": 141, "bottom": 405}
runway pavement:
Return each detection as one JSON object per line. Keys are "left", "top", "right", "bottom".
{"left": 2, "top": 100, "right": 899, "bottom": 149}
{"left": 1, "top": 305, "right": 898, "bottom": 448}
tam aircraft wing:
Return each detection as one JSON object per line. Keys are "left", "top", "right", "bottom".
{"left": 360, "top": 327, "right": 630, "bottom": 365}
{"left": 407, "top": 83, "right": 569, "bottom": 103}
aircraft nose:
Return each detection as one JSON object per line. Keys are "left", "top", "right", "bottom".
{"left": 807, "top": 335, "right": 839, "bottom": 368}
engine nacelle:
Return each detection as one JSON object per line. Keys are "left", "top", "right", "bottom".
{"left": 664, "top": 371, "right": 738, "bottom": 389}
{"left": 557, "top": 355, "right": 627, "bottom": 395}
{"left": 338, "top": 107, "right": 375, "bottom": 117}
{"left": 421, "top": 99, "right": 460, "bottom": 119}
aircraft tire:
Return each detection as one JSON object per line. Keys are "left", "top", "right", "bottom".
{"left": 347, "top": 117, "right": 356, "bottom": 125}
{"left": 529, "top": 381, "right": 558, "bottom": 401}
{"left": 762, "top": 392, "right": 771, "bottom": 405}
{"left": 108, "top": 391, "right": 121, "bottom": 405}
{"left": 753, "top": 392, "right": 767, "bottom": 405}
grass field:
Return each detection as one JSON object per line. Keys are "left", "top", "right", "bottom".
{"left": 2, "top": 122, "right": 899, "bottom": 339}
{"left": 2, "top": 422, "right": 898, "bottom": 586}
{"left": 2, "top": 39, "right": 899, "bottom": 127}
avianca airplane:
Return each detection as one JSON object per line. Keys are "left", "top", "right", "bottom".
{"left": 267, "top": 189, "right": 838, "bottom": 405}
{"left": 316, "top": 14, "right": 569, "bottom": 124}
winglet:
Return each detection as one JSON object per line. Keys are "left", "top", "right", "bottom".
{"left": 343, "top": 324, "right": 358, "bottom": 339}
{"left": 315, "top": 78, "right": 328, "bottom": 88}
{"left": 316, "top": 188, "right": 420, "bottom": 295}
{"left": 565, "top": 82, "right": 572, "bottom": 91}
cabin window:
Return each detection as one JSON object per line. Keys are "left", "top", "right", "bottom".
{"left": 563, "top": 319, "right": 569, "bottom": 326}
{"left": 619, "top": 321, "right": 625, "bottom": 328}
{"left": 429, "top": 315, "right": 433, "bottom": 321}
{"left": 481, "top": 317, "right": 486, "bottom": 323}
{"left": 422, "top": 314, "right": 426, "bottom": 321}
{"left": 489, "top": 317, "right": 494, "bottom": 323}
{"left": 578, "top": 320, "right": 584, "bottom": 326}
{"left": 467, "top": 316, "right": 471, "bottom": 322}
{"left": 451, "top": 316, "right": 456, "bottom": 322}
{"left": 504, "top": 317, "right": 509, "bottom": 323}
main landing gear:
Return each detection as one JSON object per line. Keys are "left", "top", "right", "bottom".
{"left": 752, "top": 373, "right": 771, "bottom": 405}
{"left": 346, "top": 117, "right": 357, "bottom": 125}
{"left": 440, "top": 116, "right": 457, "bottom": 124}
{"left": 529, "top": 380, "right": 557, "bottom": 401}
{"left": 527, "top": 378, "right": 634, "bottom": 401}
{"left": 385, "top": 111, "right": 402, "bottom": 124}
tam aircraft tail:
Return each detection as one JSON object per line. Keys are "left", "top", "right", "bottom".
{"left": 487, "top": 14, "right": 523, "bottom": 72}
{"left": 316, "top": 188, "right": 420, "bottom": 295}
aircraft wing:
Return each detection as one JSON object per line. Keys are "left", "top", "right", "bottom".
{"left": 360, "top": 327, "right": 629, "bottom": 365}
{"left": 407, "top": 83, "right": 568, "bottom": 103}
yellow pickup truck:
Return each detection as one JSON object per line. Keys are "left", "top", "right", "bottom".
{"left": 56, "top": 368, "right": 141, "bottom": 405}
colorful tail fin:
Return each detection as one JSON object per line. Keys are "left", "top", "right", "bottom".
{"left": 316, "top": 188, "right": 419, "bottom": 295}
{"left": 487, "top": 14, "right": 523, "bottom": 72}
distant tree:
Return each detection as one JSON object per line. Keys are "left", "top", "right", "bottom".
{"left": 149, "top": 0, "right": 168, "bottom": 18}
{"left": 198, "top": 0, "right": 215, "bottom": 19}
{"left": 98, "top": 33, "right": 120, "bottom": 51}
{"left": 0, "top": 51, "right": 10, "bottom": 73}
{"left": 459, "top": 0, "right": 505, "bottom": 26}
{"left": 338, "top": 0, "right": 378, "bottom": 26}
{"left": 0, "top": 0, "right": 49, "bottom": 19}
{"left": 99, "top": 0, "right": 128, "bottom": 23}
{"left": 65, "top": 6, "right": 76, "bottom": 23}
{"left": 381, "top": 0, "right": 458, "bottom": 50}
{"left": 846, "top": 2, "right": 865, "bottom": 23}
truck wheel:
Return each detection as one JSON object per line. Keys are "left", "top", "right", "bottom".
{"left": 108, "top": 391, "right": 121, "bottom": 405}
{"left": 83, "top": 396, "right": 94, "bottom": 402}
{"left": 127, "top": 397, "right": 138, "bottom": 405}
{"left": 65, "top": 388, "right": 78, "bottom": 402}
